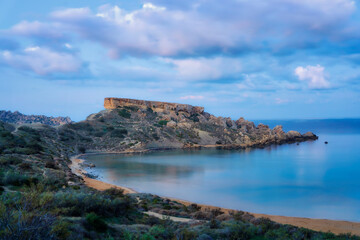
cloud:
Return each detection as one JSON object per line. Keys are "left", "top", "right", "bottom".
{"left": 51, "top": 7, "right": 92, "bottom": 20}
{"left": 1, "top": 46, "right": 83, "bottom": 75}
{"left": 166, "top": 57, "right": 241, "bottom": 81}
{"left": 180, "top": 95, "right": 204, "bottom": 100}
{"left": 6, "top": 0, "right": 358, "bottom": 58}
{"left": 10, "top": 21, "right": 66, "bottom": 40}
{"left": 294, "top": 65, "right": 330, "bottom": 89}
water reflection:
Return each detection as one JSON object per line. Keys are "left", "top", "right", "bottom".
{"left": 85, "top": 133, "right": 360, "bottom": 221}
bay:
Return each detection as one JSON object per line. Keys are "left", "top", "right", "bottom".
{"left": 84, "top": 119, "right": 360, "bottom": 221}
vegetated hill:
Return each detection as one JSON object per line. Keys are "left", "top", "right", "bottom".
{"left": 0, "top": 110, "right": 72, "bottom": 126}
{"left": 54, "top": 98, "right": 317, "bottom": 154}
{"left": 1, "top": 99, "right": 358, "bottom": 240}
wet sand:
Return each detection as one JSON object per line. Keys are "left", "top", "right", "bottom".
{"left": 70, "top": 155, "right": 360, "bottom": 236}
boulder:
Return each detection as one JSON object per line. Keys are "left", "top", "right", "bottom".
{"left": 286, "top": 130, "right": 302, "bottom": 139}
{"left": 302, "top": 131, "right": 318, "bottom": 140}
{"left": 166, "top": 120, "right": 177, "bottom": 128}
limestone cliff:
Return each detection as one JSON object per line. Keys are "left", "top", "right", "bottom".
{"left": 104, "top": 98, "right": 204, "bottom": 115}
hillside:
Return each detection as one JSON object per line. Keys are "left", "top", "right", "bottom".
{"left": 0, "top": 110, "right": 72, "bottom": 126}
{"left": 4, "top": 98, "right": 351, "bottom": 240}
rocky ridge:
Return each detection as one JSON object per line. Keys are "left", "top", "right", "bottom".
{"left": 0, "top": 110, "right": 72, "bottom": 126}
{"left": 56, "top": 97, "right": 318, "bottom": 153}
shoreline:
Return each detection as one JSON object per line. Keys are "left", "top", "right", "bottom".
{"left": 70, "top": 154, "right": 360, "bottom": 236}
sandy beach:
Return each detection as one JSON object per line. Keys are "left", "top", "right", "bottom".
{"left": 70, "top": 155, "right": 360, "bottom": 236}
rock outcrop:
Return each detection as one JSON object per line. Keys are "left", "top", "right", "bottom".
{"left": 0, "top": 110, "right": 72, "bottom": 126}
{"left": 104, "top": 98, "right": 205, "bottom": 115}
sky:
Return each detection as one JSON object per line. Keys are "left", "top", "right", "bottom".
{"left": 0, "top": 0, "right": 360, "bottom": 121}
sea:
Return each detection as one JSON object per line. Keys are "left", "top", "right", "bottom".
{"left": 84, "top": 119, "right": 360, "bottom": 221}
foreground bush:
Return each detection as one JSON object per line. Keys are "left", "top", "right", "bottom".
{"left": 85, "top": 212, "right": 108, "bottom": 232}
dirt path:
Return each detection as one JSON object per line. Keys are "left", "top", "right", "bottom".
{"left": 144, "top": 211, "right": 203, "bottom": 223}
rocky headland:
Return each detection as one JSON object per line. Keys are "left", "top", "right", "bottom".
{"left": 71, "top": 97, "right": 317, "bottom": 153}
{"left": 0, "top": 110, "right": 72, "bottom": 126}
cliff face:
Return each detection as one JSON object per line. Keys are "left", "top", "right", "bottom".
{"left": 104, "top": 98, "right": 205, "bottom": 115}
{"left": 0, "top": 110, "right": 72, "bottom": 126}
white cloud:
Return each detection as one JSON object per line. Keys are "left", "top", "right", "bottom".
{"left": 11, "top": 21, "right": 64, "bottom": 39}
{"left": 180, "top": 95, "right": 204, "bottom": 100}
{"left": 8, "top": 0, "right": 357, "bottom": 58}
{"left": 142, "top": 3, "right": 166, "bottom": 11}
{"left": 166, "top": 57, "right": 241, "bottom": 81}
{"left": 295, "top": 65, "right": 330, "bottom": 89}
{"left": 51, "top": 7, "right": 91, "bottom": 20}
{"left": 1, "top": 46, "right": 82, "bottom": 75}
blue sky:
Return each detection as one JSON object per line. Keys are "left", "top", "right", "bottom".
{"left": 0, "top": 0, "right": 360, "bottom": 121}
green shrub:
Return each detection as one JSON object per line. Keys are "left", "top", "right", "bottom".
{"left": 77, "top": 146, "right": 86, "bottom": 154}
{"left": 93, "top": 131, "right": 105, "bottom": 137}
{"left": 11, "top": 147, "right": 41, "bottom": 155}
{"left": 3, "top": 171, "right": 35, "bottom": 186}
{"left": 45, "top": 161, "right": 58, "bottom": 169}
{"left": 158, "top": 120, "right": 168, "bottom": 126}
{"left": 0, "top": 156, "right": 22, "bottom": 166}
{"left": 103, "top": 188, "right": 124, "bottom": 199}
{"left": 124, "top": 106, "right": 139, "bottom": 111}
{"left": 85, "top": 212, "right": 108, "bottom": 232}
{"left": 68, "top": 122, "right": 93, "bottom": 132}
{"left": 18, "top": 162, "right": 32, "bottom": 170}
{"left": 17, "top": 126, "right": 37, "bottom": 133}
{"left": 223, "top": 221, "right": 257, "bottom": 240}
{"left": 44, "top": 174, "right": 67, "bottom": 189}
{"left": 188, "top": 113, "right": 200, "bottom": 122}
{"left": 177, "top": 229, "right": 198, "bottom": 240}
{"left": 110, "top": 129, "right": 128, "bottom": 138}
{"left": 152, "top": 133, "right": 160, "bottom": 140}
{"left": 98, "top": 117, "right": 105, "bottom": 122}
{"left": 149, "top": 225, "right": 172, "bottom": 239}
{"left": 118, "top": 109, "right": 131, "bottom": 119}
{"left": 71, "top": 185, "right": 80, "bottom": 190}
{"left": 50, "top": 220, "right": 71, "bottom": 240}
{"left": 52, "top": 191, "right": 134, "bottom": 217}
{"left": 209, "top": 218, "right": 220, "bottom": 229}
{"left": 140, "top": 233, "right": 156, "bottom": 240}
{"left": 106, "top": 126, "right": 115, "bottom": 131}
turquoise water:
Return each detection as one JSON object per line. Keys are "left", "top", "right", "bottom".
{"left": 85, "top": 120, "right": 360, "bottom": 221}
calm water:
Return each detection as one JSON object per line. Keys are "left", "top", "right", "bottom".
{"left": 85, "top": 119, "right": 360, "bottom": 221}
